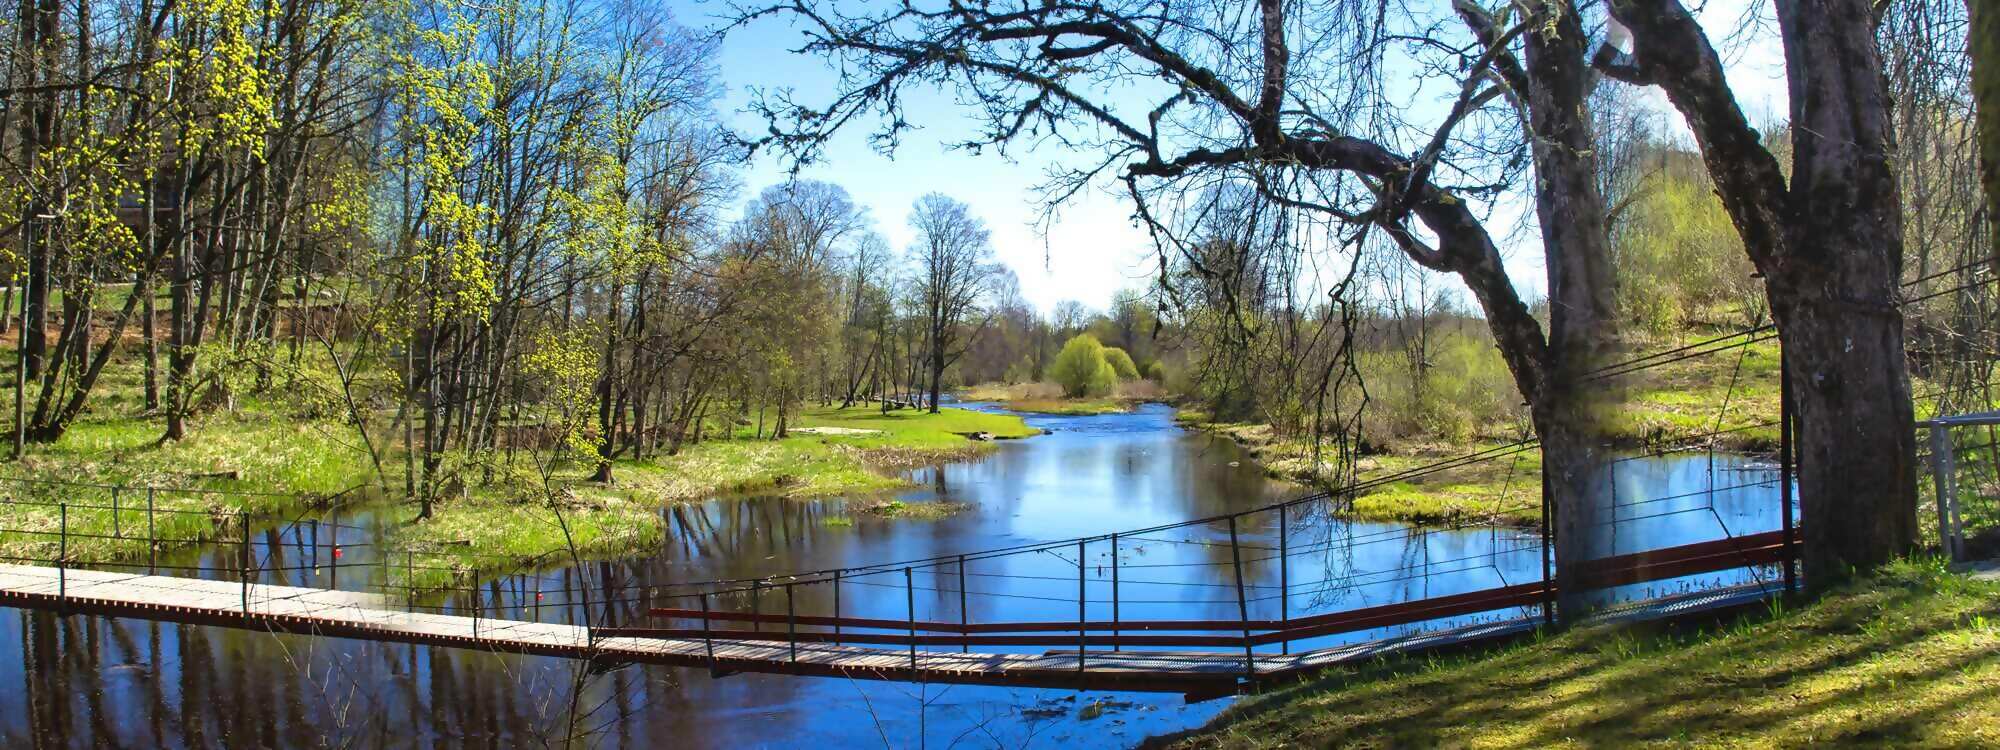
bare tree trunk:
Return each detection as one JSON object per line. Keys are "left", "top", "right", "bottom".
{"left": 1975, "top": 0, "right": 2000, "bottom": 272}
{"left": 1608, "top": 0, "right": 1918, "bottom": 583}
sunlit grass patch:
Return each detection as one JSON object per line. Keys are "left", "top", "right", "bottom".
{"left": 1153, "top": 560, "right": 2000, "bottom": 749}
{"left": 960, "top": 381, "right": 1148, "bottom": 415}
{"left": 852, "top": 498, "right": 971, "bottom": 520}
{"left": 384, "top": 493, "right": 663, "bottom": 592}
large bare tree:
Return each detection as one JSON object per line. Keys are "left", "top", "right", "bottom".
{"left": 1595, "top": 1, "right": 1919, "bottom": 580}
{"left": 735, "top": 0, "right": 1632, "bottom": 613}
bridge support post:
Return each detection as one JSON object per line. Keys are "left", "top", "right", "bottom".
{"left": 240, "top": 514, "right": 251, "bottom": 614}
{"left": 832, "top": 570, "right": 842, "bottom": 646}
{"left": 1278, "top": 505, "right": 1288, "bottom": 655}
{"left": 904, "top": 567, "right": 917, "bottom": 675}
{"left": 1077, "top": 539, "right": 1087, "bottom": 675}
{"left": 750, "top": 579, "right": 762, "bottom": 634}
{"left": 785, "top": 582, "right": 797, "bottom": 663}
{"left": 701, "top": 591, "right": 717, "bottom": 673}
{"left": 329, "top": 510, "right": 339, "bottom": 590}
{"left": 1228, "top": 515, "right": 1253, "bottom": 678}
{"left": 111, "top": 488, "right": 120, "bottom": 539}
{"left": 957, "top": 554, "right": 968, "bottom": 653}
{"left": 1109, "top": 533, "right": 1120, "bottom": 652}
{"left": 146, "top": 488, "right": 156, "bottom": 574}
{"left": 58, "top": 503, "right": 67, "bottom": 603}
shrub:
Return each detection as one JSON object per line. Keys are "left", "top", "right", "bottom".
{"left": 1102, "top": 347, "right": 1140, "bottom": 380}
{"left": 1050, "top": 334, "right": 1118, "bottom": 397}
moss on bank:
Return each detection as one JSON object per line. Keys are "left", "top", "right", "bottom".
{"left": 1153, "top": 561, "right": 2000, "bottom": 749}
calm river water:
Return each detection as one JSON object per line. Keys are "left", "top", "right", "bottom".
{"left": 0, "top": 404, "right": 1789, "bottom": 748}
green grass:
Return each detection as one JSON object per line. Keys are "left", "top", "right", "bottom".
{"left": 1609, "top": 331, "right": 1783, "bottom": 451}
{"left": 0, "top": 333, "right": 1035, "bottom": 587}
{"left": 959, "top": 381, "right": 1145, "bottom": 415}
{"left": 380, "top": 404, "right": 1035, "bottom": 589}
{"left": 1179, "top": 331, "right": 1794, "bottom": 528}
{"left": 597, "top": 404, "right": 1037, "bottom": 501}
{"left": 384, "top": 495, "right": 664, "bottom": 591}
{"left": 0, "top": 388, "right": 375, "bottom": 563}
{"left": 1155, "top": 560, "right": 2000, "bottom": 749}
{"left": 1000, "top": 398, "right": 1132, "bottom": 415}
{"left": 1350, "top": 448, "right": 1543, "bottom": 527}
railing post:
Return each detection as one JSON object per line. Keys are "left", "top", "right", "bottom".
{"left": 471, "top": 574, "right": 480, "bottom": 639}
{"left": 406, "top": 551, "right": 414, "bottom": 613}
{"left": 957, "top": 553, "right": 969, "bottom": 653}
{"left": 785, "top": 582, "right": 798, "bottom": 663}
{"left": 1277, "top": 505, "right": 1289, "bottom": 655}
{"left": 111, "top": 488, "right": 120, "bottom": 539}
{"left": 329, "top": 510, "right": 340, "bottom": 590}
{"left": 1928, "top": 424, "right": 1960, "bottom": 562}
{"left": 1076, "top": 539, "right": 1087, "bottom": 675}
{"left": 1779, "top": 351, "right": 1796, "bottom": 592}
{"left": 904, "top": 567, "right": 917, "bottom": 675}
{"left": 1109, "top": 533, "right": 1120, "bottom": 652}
{"left": 700, "top": 591, "right": 717, "bottom": 672}
{"left": 1228, "top": 515, "right": 1254, "bottom": 678}
{"left": 832, "top": 570, "right": 842, "bottom": 646}
{"left": 240, "top": 514, "right": 251, "bottom": 614}
{"left": 145, "top": 487, "right": 156, "bottom": 575}
{"left": 750, "top": 579, "right": 762, "bottom": 634}
{"left": 58, "top": 502, "right": 68, "bottom": 602}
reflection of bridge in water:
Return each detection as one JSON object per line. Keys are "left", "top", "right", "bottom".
{"left": 0, "top": 522, "right": 1793, "bottom": 700}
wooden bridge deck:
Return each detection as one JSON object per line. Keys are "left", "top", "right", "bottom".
{"left": 0, "top": 563, "right": 1777, "bottom": 698}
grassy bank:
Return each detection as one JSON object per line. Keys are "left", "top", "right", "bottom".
{"left": 960, "top": 381, "right": 1159, "bottom": 415}
{"left": 0, "top": 346, "right": 1033, "bottom": 589}
{"left": 1179, "top": 332, "right": 1788, "bottom": 528}
{"left": 1154, "top": 560, "right": 2000, "bottom": 749}
{"left": 1178, "top": 416, "right": 1543, "bottom": 527}
{"left": 0, "top": 392, "right": 376, "bottom": 563}
{"left": 384, "top": 404, "right": 1036, "bottom": 588}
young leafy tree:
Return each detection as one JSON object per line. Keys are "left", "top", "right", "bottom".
{"left": 1102, "top": 347, "right": 1139, "bottom": 381}
{"left": 1050, "top": 334, "right": 1116, "bottom": 398}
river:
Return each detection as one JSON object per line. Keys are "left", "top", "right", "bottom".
{"left": 0, "top": 404, "right": 1789, "bottom": 748}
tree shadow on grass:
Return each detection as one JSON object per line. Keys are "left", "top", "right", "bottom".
{"left": 1148, "top": 572, "right": 2000, "bottom": 748}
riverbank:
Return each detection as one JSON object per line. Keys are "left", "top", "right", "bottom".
{"left": 1177, "top": 415, "right": 1543, "bottom": 527}
{"left": 1149, "top": 560, "right": 2000, "bottom": 748}
{"left": 959, "top": 381, "right": 1159, "bottom": 415}
{"left": 1179, "top": 332, "right": 1788, "bottom": 528}
{"left": 384, "top": 404, "right": 1037, "bottom": 588}
{"left": 0, "top": 377, "right": 1035, "bottom": 590}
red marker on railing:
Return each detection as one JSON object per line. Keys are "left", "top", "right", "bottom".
{"left": 333, "top": 547, "right": 343, "bottom": 559}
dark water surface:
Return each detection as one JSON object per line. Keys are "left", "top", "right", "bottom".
{"left": 1, "top": 405, "right": 1789, "bottom": 748}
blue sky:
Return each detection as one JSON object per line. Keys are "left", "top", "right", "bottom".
{"left": 669, "top": 0, "right": 1792, "bottom": 315}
